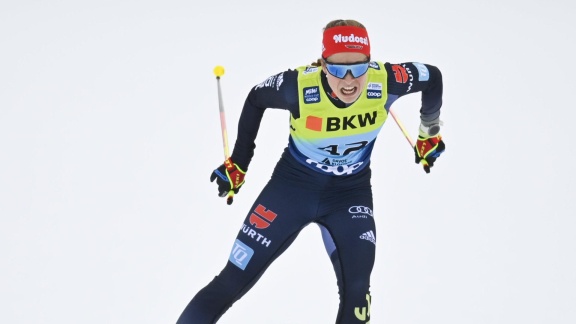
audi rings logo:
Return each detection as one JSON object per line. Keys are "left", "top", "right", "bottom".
{"left": 348, "top": 206, "right": 373, "bottom": 216}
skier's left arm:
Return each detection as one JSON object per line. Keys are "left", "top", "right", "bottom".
{"left": 385, "top": 62, "right": 445, "bottom": 173}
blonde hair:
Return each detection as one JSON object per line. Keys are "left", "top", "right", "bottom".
{"left": 311, "top": 19, "right": 367, "bottom": 67}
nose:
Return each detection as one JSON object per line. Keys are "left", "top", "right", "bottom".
{"left": 343, "top": 71, "right": 355, "bottom": 81}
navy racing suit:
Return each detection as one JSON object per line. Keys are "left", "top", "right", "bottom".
{"left": 177, "top": 61, "right": 443, "bottom": 323}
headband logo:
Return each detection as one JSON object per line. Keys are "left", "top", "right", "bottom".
{"left": 332, "top": 33, "right": 369, "bottom": 45}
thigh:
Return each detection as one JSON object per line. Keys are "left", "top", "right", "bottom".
{"left": 224, "top": 176, "right": 321, "bottom": 284}
{"left": 318, "top": 188, "right": 376, "bottom": 276}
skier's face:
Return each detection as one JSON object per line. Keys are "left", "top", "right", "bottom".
{"left": 322, "top": 52, "right": 369, "bottom": 104}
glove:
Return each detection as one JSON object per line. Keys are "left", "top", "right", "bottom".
{"left": 414, "top": 134, "right": 445, "bottom": 174}
{"left": 210, "top": 158, "right": 246, "bottom": 204}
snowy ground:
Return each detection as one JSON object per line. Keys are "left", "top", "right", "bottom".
{"left": 1, "top": 0, "right": 575, "bottom": 323}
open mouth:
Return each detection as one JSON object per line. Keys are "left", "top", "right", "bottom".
{"left": 340, "top": 86, "right": 357, "bottom": 96}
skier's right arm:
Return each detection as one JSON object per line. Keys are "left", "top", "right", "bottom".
{"left": 210, "top": 70, "right": 299, "bottom": 201}
{"left": 229, "top": 70, "right": 299, "bottom": 171}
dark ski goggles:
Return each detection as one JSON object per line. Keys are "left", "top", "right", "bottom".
{"left": 324, "top": 60, "right": 370, "bottom": 79}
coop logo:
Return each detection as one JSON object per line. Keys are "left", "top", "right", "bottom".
{"left": 249, "top": 204, "right": 278, "bottom": 229}
{"left": 303, "top": 86, "right": 320, "bottom": 104}
{"left": 366, "top": 91, "right": 381, "bottom": 98}
{"left": 229, "top": 239, "right": 254, "bottom": 270}
{"left": 349, "top": 206, "right": 373, "bottom": 217}
{"left": 306, "top": 159, "right": 363, "bottom": 175}
{"left": 241, "top": 224, "right": 272, "bottom": 247}
{"left": 366, "top": 82, "right": 382, "bottom": 99}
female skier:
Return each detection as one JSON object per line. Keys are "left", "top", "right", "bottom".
{"left": 177, "top": 18, "right": 445, "bottom": 324}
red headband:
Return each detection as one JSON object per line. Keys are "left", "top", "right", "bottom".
{"left": 322, "top": 25, "right": 371, "bottom": 59}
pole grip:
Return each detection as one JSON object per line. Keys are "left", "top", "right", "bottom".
{"left": 389, "top": 109, "right": 429, "bottom": 173}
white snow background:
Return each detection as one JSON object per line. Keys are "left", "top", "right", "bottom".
{"left": 1, "top": 0, "right": 575, "bottom": 323}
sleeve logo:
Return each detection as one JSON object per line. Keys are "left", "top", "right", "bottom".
{"left": 413, "top": 62, "right": 429, "bottom": 81}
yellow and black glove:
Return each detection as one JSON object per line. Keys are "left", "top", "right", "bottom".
{"left": 414, "top": 122, "right": 445, "bottom": 173}
{"left": 210, "top": 158, "right": 246, "bottom": 205}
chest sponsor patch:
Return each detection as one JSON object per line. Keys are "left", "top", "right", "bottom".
{"left": 303, "top": 67, "right": 319, "bottom": 75}
{"left": 366, "top": 82, "right": 382, "bottom": 99}
{"left": 303, "top": 86, "right": 321, "bottom": 104}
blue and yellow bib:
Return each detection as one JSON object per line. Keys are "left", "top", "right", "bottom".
{"left": 288, "top": 62, "right": 388, "bottom": 176}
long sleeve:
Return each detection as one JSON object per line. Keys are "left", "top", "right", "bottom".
{"left": 230, "top": 70, "right": 300, "bottom": 170}
{"left": 385, "top": 62, "right": 443, "bottom": 123}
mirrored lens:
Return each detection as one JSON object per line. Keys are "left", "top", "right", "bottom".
{"left": 325, "top": 62, "right": 369, "bottom": 79}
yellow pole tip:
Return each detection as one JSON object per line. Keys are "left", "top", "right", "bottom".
{"left": 213, "top": 65, "right": 225, "bottom": 77}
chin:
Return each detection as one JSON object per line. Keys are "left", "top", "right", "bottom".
{"left": 338, "top": 93, "right": 361, "bottom": 104}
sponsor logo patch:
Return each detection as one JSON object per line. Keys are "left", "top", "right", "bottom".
{"left": 327, "top": 111, "right": 377, "bottom": 131}
{"left": 229, "top": 239, "right": 254, "bottom": 270}
{"left": 367, "top": 91, "right": 382, "bottom": 99}
{"left": 366, "top": 82, "right": 382, "bottom": 99}
{"left": 332, "top": 33, "right": 369, "bottom": 45}
{"left": 303, "top": 86, "right": 321, "bottom": 104}
{"left": 306, "top": 159, "right": 363, "bottom": 175}
{"left": 305, "top": 112, "right": 378, "bottom": 132}
{"left": 413, "top": 62, "right": 429, "bottom": 81}
{"left": 303, "top": 67, "right": 319, "bottom": 75}
{"left": 355, "top": 293, "right": 372, "bottom": 321}
{"left": 367, "top": 82, "right": 382, "bottom": 91}
{"left": 392, "top": 64, "right": 415, "bottom": 92}
{"left": 254, "top": 73, "right": 282, "bottom": 90}
{"left": 241, "top": 224, "right": 272, "bottom": 247}
{"left": 360, "top": 230, "right": 376, "bottom": 245}
{"left": 392, "top": 65, "right": 408, "bottom": 83}
{"left": 275, "top": 72, "right": 284, "bottom": 89}
{"left": 249, "top": 204, "right": 278, "bottom": 229}
{"left": 306, "top": 115, "right": 323, "bottom": 131}
{"left": 349, "top": 206, "right": 374, "bottom": 217}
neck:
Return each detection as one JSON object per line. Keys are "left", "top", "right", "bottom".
{"left": 321, "top": 72, "right": 353, "bottom": 108}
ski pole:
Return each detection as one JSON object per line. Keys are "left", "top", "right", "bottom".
{"left": 213, "top": 65, "right": 235, "bottom": 204}
{"left": 389, "top": 109, "right": 430, "bottom": 173}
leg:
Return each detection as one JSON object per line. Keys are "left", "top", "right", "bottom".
{"left": 177, "top": 176, "right": 319, "bottom": 324}
{"left": 317, "top": 187, "right": 376, "bottom": 324}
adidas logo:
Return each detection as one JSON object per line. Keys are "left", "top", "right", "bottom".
{"left": 359, "top": 230, "right": 376, "bottom": 245}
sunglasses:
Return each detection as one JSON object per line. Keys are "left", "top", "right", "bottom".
{"left": 323, "top": 59, "right": 370, "bottom": 79}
